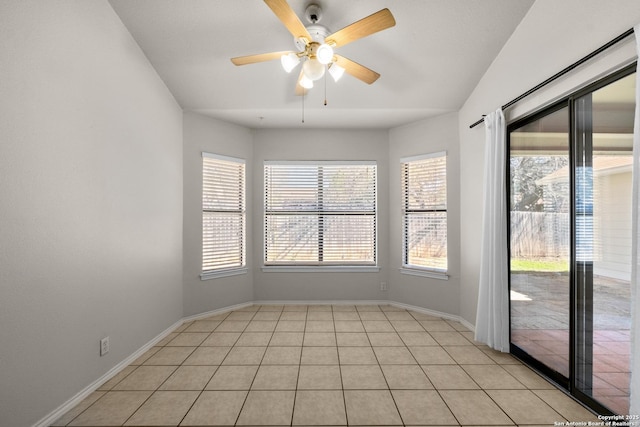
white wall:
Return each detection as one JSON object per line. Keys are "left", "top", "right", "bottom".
{"left": 388, "top": 113, "right": 461, "bottom": 316}
{"left": 0, "top": 1, "right": 184, "bottom": 426}
{"left": 183, "top": 112, "right": 254, "bottom": 316}
{"left": 458, "top": 0, "right": 640, "bottom": 325}
{"left": 594, "top": 171, "right": 633, "bottom": 281}
{"left": 252, "top": 129, "right": 390, "bottom": 302}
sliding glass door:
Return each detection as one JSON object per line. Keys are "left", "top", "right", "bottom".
{"left": 508, "top": 67, "right": 635, "bottom": 414}
{"left": 509, "top": 105, "right": 571, "bottom": 380}
{"left": 573, "top": 72, "right": 635, "bottom": 415}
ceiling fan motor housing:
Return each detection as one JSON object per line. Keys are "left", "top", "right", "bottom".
{"left": 293, "top": 4, "right": 329, "bottom": 50}
{"left": 294, "top": 24, "right": 330, "bottom": 50}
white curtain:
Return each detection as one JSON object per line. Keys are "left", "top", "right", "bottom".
{"left": 475, "top": 109, "right": 510, "bottom": 352}
{"left": 629, "top": 23, "right": 640, "bottom": 418}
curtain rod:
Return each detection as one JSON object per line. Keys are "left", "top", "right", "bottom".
{"left": 469, "top": 28, "right": 635, "bottom": 129}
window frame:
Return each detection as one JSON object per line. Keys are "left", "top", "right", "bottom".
{"left": 201, "top": 152, "right": 247, "bottom": 280}
{"left": 400, "top": 151, "right": 449, "bottom": 280}
{"left": 263, "top": 160, "right": 379, "bottom": 272}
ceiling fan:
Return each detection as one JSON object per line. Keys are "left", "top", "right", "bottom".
{"left": 231, "top": 0, "right": 396, "bottom": 93}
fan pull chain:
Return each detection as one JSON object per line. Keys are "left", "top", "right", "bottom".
{"left": 301, "top": 89, "right": 305, "bottom": 123}
{"left": 324, "top": 68, "right": 328, "bottom": 106}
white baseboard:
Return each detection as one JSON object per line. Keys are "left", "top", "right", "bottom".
{"left": 458, "top": 317, "right": 476, "bottom": 333}
{"left": 389, "top": 301, "right": 476, "bottom": 332}
{"left": 252, "top": 299, "right": 390, "bottom": 306}
{"left": 182, "top": 301, "right": 255, "bottom": 323}
{"left": 35, "top": 299, "right": 475, "bottom": 427}
{"left": 33, "top": 319, "right": 182, "bottom": 427}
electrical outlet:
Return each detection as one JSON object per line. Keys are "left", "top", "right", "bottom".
{"left": 380, "top": 282, "right": 388, "bottom": 291}
{"left": 100, "top": 336, "right": 109, "bottom": 356}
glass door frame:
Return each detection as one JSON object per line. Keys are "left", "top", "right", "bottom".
{"left": 507, "top": 99, "right": 572, "bottom": 392}
{"left": 506, "top": 63, "right": 636, "bottom": 415}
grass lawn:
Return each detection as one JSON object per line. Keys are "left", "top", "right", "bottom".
{"left": 511, "top": 258, "right": 568, "bottom": 272}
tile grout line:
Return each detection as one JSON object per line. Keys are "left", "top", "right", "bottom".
{"left": 162, "top": 310, "right": 230, "bottom": 427}
{"left": 176, "top": 308, "right": 250, "bottom": 426}
{"left": 382, "top": 305, "right": 410, "bottom": 427}
{"left": 426, "top": 318, "right": 519, "bottom": 427}
{"left": 400, "top": 307, "right": 466, "bottom": 427}
{"left": 333, "top": 305, "right": 349, "bottom": 427}
{"left": 289, "top": 306, "right": 307, "bottom": 427}
{"left": 232, "top": 305, "right": 275, "bottom": 427}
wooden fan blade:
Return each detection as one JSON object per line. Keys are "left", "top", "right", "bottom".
{"left": 334, "top": 55, "right": 380, "bottom": 84}
{"left": 264, "top": 0, "right": 312, "bottom": 43}
{"left": 231, "top": 51, "right": 294, "bottom": 66}
{"left": 295, "top": 70, "right": 307, "bottom": 96}
{"left": 325, "top": 8, "right": 395, "bottom": 48}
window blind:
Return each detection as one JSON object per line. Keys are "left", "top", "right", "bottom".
{"left": 264, "top": 161, "right": 377, "bottom": 266}
{"left": 202, "top": 153, "right": 245, "bottom": 273}
{"left": 401, "top": 152, "right": 448, "bottom": 271}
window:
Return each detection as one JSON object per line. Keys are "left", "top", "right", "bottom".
{"left": 264, "top": 161, "right": 377, "bottom": 268}
{"left": 401, "top": 152, "right": 448, "bottom": 274}
{"left": 202, "top": 152, "right": 246, "bottom": 278}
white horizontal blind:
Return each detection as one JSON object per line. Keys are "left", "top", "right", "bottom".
{"left": 202, "top": 153, "right": 245, "bottom": 273}
{"left": 264, "top": 161, "right": 376, "bottom": 266}
{"left": 401, "top": 152, "right": 447, "bottom": 271}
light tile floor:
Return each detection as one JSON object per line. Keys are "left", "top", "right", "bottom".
{"left": 51, "top": 304, "right": 599, "bottom": 426}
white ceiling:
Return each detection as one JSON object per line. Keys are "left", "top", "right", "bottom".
{"left": 108, "top": 0, "right": 534, "bottom": 129}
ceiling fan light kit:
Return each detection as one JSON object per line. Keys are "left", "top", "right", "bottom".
{"left": 328, "top": 62, "right": 345, "bottom": 82}
{"left": 301, "top": 57, "right": 325, "bottom": 80}
{"left": 280, "top": 52, "right": 300, "bottom": 73}
{"left": 299, "top": 73, "right": 314, "bottom": 89}
{"left": 315, "top": 43, "right": 334, "bottom": 64}
{"left": 231, "top": 0, "right": 396, "bottom": 93}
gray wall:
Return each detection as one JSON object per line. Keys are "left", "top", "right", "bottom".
{"left": 0, "top": 1, "right": 184, "bottom": 426}
{"left": 458, "top": 0, "right": 640, "bottom": 326}
{"left": 252, "top": 129, "right": 390, "bottom": 302}
{"left": 388, "top": 113, "right": 461, "bottom": 315}
{"left": 5, "top": 0, "right": 640, "bottom": 425}
{"left": 183, "top": 112, "right": 254, "bottom": 317}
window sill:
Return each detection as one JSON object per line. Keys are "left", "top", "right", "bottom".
{"left": 201, "top": 267, "right": 248, "bottom": 280}
{"left": 262, "top": 265, "right": 380, "bottom": 273}
{"left": 399, "top": 267, "right": 449, "bottom": 280}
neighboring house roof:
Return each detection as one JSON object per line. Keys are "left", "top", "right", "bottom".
{"left": 536, "top": 156, "right": 632, "bottom": 185}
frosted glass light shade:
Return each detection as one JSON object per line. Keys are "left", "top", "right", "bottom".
{"left": 316, "top": 43, "right": 334, "bottom": 65}
{"left": 281, "top": 53, "right": 300, "bottom": 73}
{"left": 302, "top": 58, "right": 325, "bottom": 80}
{"left": 328, "top": 63, "right": 345, "bottom": 82}
{"left": 300, "top": 74, "right": 314, "bottom": 89}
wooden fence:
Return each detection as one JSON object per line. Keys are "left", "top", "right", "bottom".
{"left": 510, "top": 211, "right": 569, "bottom": 258}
